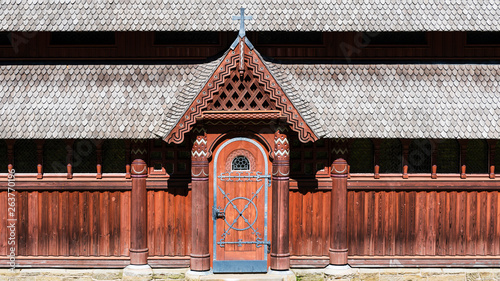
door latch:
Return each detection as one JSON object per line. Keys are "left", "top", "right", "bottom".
{"left": 212, "top": 206, "right": 225, "bottom": 220}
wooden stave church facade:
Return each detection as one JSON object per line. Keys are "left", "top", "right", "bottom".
{"left": 1, "top": 10, "right": 500, "bottom": 274}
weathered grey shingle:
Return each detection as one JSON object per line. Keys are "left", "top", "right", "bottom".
{"left": 0, "top": 0, "right": 499, "bottom": 32}
{"left": 0, "top": 61, "right": 221, "bottom": 139}
{"left": 1, "top": 61, "right": 500, "bottom": 140}
{"left": 268, "top": 63, "right": 500, "bottom": 139}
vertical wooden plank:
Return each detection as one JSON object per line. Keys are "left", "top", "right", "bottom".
{"left": 120, "top": 191, "right": 131, "bottom": 256}
{"left": 39, "top": 191, "right": 49, "bottom": 256}
{"left": 27, "top": 191, "right": 39, "bottom": 256}
{"left": 294, "top": 191, "right": 303, "bottom": 256}
{"left": 147, "top": 190, "right": 155, "bottom": 256}
{"left": 0, "top": 192, "right": 6, "bottom": 256}
{"left": 166, "top": 189, "right": 174, "bottom": 255}
{"left": 477, "top": 191, "right": 487, "bottom": 255}
{"left": 457, "top": 191, "right": 467, "bottom": 255}
{"left": 386, "top": 191, "right": 395, "bottom": 256}
{"left": 496, "top": 192, "right": 500, "bottom": 256}
{"left": 435, "top": 191, "right": 446, "bottom": 255}
{"left": 184, "top": 187, "right": 192, "bottom": 256}
{"left": 288, "top": 191, "right": 296, "bottom": 255}
{"left": 373, "top": 191, "right": 383, "bottom": 255}
{"left": 358, "top": 191, "right": 366, "bottom": 255}
{"left": 448, "top": 191, "right": 457, "bottom": 256}
{"left": 311, "top": 190, "right": 322, "bottom": 256}
{"left": 407, "top": 191, "right": 416, "bottom": 255}
{"left": 80, "top": 191, "right": 90, "bottom": 256}
{"left": 17, "top": 191, "right": 28, "bottom": 256}
{"left": 90, "top": 191, "right": 100, "bottom": 256}
{"left": 99, "top": 191, "right": 110, "bottom": 256}
{"left": 59, "top": 191, "right": 69, "bottom": 256}
{"left": 69, "top": 191, "right": 80, "bottom": 256}
{"left": 154, "top": 190, "right": 165, "bottom": 256}
{"left": 426, "top": 191, "right": 436, "bottom": 256}
{"left": 350, "top": 191, "right": 359, "bottom": 255}
{"left": 110, "top": 191, "right": 121, "bottom": 256}
{"left": 396, "top": 191, "right": 405, "bottom": 256}
{"left": 323, "top": 190, "right": 331, "bottom": 256}
{"left": 303, "top": 190, "right": 313, "bottom": 255}
{"left": 175, "top": 187, "right": 185, "bottom": 256}
{"left": 466, "top": 191, "right": 477, "bottom": 255}
{"left": 487, "top": 192, "right": 496, "bottom": 255}
{"left": 48, "top": 191, "right": 59, "bottom": 255}
{"left": 415, "top": 191, "right": 426, "bottom": 255}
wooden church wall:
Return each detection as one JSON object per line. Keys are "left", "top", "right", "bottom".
{"left": 0, "top": 190, "right": 131, "bottom": 257}
{"left": 0, "top": 182, "right": 192, "bottom": 267}
{"left": 287, "top": 183, "right": 500, "bottom": 267}
{"left": 1, "top": 138, "right": 500, "bottom": 267}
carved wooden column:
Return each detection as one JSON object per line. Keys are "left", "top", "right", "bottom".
{"left": 329, "top": 158, "right": 349, "bottom": 266}
{"left": 190, "top": 132, "right": 210, "bottom": 271}
{"left": 130, "top": 159, "right": 149, "bottom": 265}
{"left": 271, "top": 130, "right": 290, "bottom": 270}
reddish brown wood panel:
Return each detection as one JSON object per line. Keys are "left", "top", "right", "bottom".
{"left": 347, "top": 190, "right": 500, "bottom": 256}
{"left": 147, "top": 188, "right": 191, "bottom": 257}
{"left": 0, "top": 190, "right": 131, "bottom": 257}
{"left": 289, "top": 189, "right": 330, "bottom": 256}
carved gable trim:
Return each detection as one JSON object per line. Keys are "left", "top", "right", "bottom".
{"left": 165, "top": 38, "right": 318, "bottom": 144}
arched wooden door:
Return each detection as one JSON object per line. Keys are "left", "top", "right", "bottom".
{"left": 212, "top": 137, "right": 270, "bottom": 273}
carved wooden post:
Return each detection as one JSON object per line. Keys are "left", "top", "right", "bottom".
{"left": 459, "top": 140, "right": 468, "bottom": 179}
{"left": 130, "top": 159, "right": 149, "bottom": 265}
{"left": 36, "top": 140, "right": 43, "bottom": 179}
{"left": 431, "top": 140, "right": 438, "bottom": 179}
{"left": 373, "top": 139, "right": 380, "bottom": 179}
{"left": 271, "top": 130, "right": 290, "bottom": 271}
{"left": 190, "top": 133, "right": 210, "bottom": 271}
{"left": 488, "top": 140, "right": 496, "bottom": 179}
{"left": 402, "top": 139, "right": 410, "bottom": 179}
{"left": 330, "top": 158, "right": 349, "bottom": 266}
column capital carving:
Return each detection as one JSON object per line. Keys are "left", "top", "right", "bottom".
{"left": 331, "top": 158, "right": 348, "bottom": 176}
{"left": 273, "top": 131, "right": 289, "bottom": 161}
{"left": 131, "top": 159, "right": 147, "bottom": 177}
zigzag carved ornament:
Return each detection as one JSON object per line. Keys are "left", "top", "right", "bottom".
{"left": 164, "top": 37, "right": 318, "bottom": 144}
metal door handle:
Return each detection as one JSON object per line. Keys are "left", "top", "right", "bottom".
{"left": 212, "top": 206, "right": 225, "bottom": 220}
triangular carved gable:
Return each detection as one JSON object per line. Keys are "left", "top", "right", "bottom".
{"left": 165, "top": 38, "right": 317, "bottom": 144}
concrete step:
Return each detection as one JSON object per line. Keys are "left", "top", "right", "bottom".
{"left": 200, "top": 274, "right": 282, "bottom": 281}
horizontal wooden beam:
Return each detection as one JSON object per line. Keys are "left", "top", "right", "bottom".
{"left": 348, "top": 256, "right": 500, "bottom": 267}
{"left": 0, "top": 176, "right": 190, "bottom": 191}
{"left": 289, "top": 256, "right": 500, "bottom": 268}
{"left": 348, "top": 178, "right": 500, "bottom": 191}
{"left": 0, "top": 256, "right": 190, "bottom": 268}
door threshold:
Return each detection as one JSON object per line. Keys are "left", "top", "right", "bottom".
{"left": 186, "top": 270, "right": 295, "bottom": 281}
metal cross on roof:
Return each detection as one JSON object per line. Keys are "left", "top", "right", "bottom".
{"left": 232, "top": 8, "right": 253, "bottom": 38}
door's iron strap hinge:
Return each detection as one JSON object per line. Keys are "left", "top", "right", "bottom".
{"left": 217, "top": 240, "right": 271, "bottom": 248}
{"left": 218, "top": 173, "right": 271, "bottom": 182}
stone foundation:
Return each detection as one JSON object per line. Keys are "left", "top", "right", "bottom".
{"left": 1, "top": 268, "right": 500, "bottom": 281}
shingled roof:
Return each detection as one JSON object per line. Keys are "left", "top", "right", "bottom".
{"left": 0, "top": 60, "right": 221, "bottom": 139}
{"left": 1, "top": 0, "right": 499, "bottom": 32}
{"left": 268, "top": 63, "right": 500, "bottom": 139}
{"left": 1, "top": 60, "right": 499, "bottom": 140}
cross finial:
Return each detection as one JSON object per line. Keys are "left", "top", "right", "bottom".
{"left": 232, "top": 8, "right": 253, "bottom": 38}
